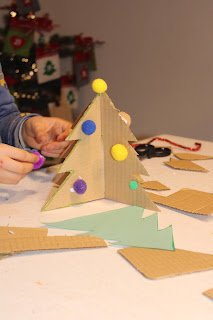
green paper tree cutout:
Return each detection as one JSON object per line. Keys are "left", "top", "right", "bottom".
{"left": 67, "top": 90, "right": 76, "bottom": 104}
{"left": 43, "top": 60, "right": 56, "bottom": 76}
{"left": 46, "top": 206, "right": 175, "bottom": 250}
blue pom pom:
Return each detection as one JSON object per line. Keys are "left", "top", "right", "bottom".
{"left": 82, "top": 120, "right": 96, "bottom": 135}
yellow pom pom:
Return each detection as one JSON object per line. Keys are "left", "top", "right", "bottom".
{"left": 111, "top": 144, "right": 128, "bottom": 161}
{"left": 92, "top": 79, "right": 107, "bottom": 93}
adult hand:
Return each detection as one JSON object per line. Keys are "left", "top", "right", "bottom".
{"left": 22, "top": 116, "right": 72, "bottom": 157}
{"left": 0, "top": 144, "right": 39, "bottom": 184}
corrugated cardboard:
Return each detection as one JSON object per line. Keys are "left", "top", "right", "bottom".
{"left": 141, "top": 181, "right": 170, "bottom": 191}
{"left": 0, "top": 226, "right": 47, "bottom": 238}
{"left": 174, "top": 153, "right": 213, "bottom": 160}
{"left": 147, "top": 188, "right": 213, "bottom": 215}
{"left": 0, "top": 235, "right": 107, "bottom": 254}
{"left": 164, "top": 159, "right": 208, "bottom": 172}
{"left": 101, "top": 93, "right": 158, "bottom": 211}
{"left": 118, "top": 247, "right": 213, "bottom": 279}
{"left": 203, "top": 288, "right": 213, "bottom": 300}
{"left": 43, "top": 92, "right": 158, "bottom": 212}
{"left": 43, "top": 97, "right": 105, "bottom": 211}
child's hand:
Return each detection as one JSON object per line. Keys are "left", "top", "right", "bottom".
{"left": 22, "top": 117, "right": 72, "bottom": 157}
{"left": 0, "top": 144, "right": 39, "bottom": 184}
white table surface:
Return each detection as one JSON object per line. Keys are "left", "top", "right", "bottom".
{"left": 0, "top": 134, "right": 213, "bottom": 320}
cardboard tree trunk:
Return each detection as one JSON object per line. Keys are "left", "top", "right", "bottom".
{"left": 42, "top": 89, "right": 158, "bottom": 212}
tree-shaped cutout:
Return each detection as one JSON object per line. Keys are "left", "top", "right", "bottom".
{"left": 42, "top": 80, "right": 158, "bottom": 211}
{"left": 45, "top": 206, "right": 174, "bottom": 250}
{"left": 43, "top": 60, "right": 56, "bottom": 76}
{"left": 67, "top": 90, "right": 76, "bottom": 104}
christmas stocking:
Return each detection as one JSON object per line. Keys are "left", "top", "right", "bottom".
{"left": 36, "top": 50, "right": 61, "bottom": 84}
{"left": 3, "top": 28, "right": 33, "bottom": 57}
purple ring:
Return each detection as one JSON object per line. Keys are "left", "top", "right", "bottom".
{"left": 32, "top": 151, "right": 45, "bottom": 169}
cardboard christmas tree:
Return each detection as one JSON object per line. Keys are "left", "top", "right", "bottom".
{"left": 42, "top": 79, "right": 158, "bottom": 212}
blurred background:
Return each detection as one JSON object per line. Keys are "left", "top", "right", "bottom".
{"left": 0, "top": 0, "right": 212, "bottom": 141}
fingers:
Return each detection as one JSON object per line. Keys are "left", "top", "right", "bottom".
{"left": 41, "top": 151, "right": 62, "bottom": 158}
{"left": 0, "top": 144, "right": 39, "bottom": 163}
{"left": 41, "top": 140, "right": 70, "bottom": 154}
{"left": 0, "top": 156, "right": 34, "bottom": 174}
{"left": 23, "top": 116, "right": 72, "bottom": 149}
{"left": 0, "top": 144, "right": 39, "bottom": 185}
{"left": 0, "top": 169, "right": 25, "bottom": 185}
{"left": 24, "top": 117, "right": 48, "bottom": 144}
{"left": 32, "top": 123, "right": 48, "bottom": 144}
{"left": 57, "top": 128, "right": 72, "bottom": 142}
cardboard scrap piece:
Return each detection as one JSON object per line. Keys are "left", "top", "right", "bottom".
{"left": 141, "top": 181, "right": 170, "bottom": 191}
{"left": 118, "top": 247, "right": 213, "bottom": 279}
{"left": 147, "top": 188, "right": 213, "bottom": 215}
{"left": 203, "top": 288, "right": 213, "bottom": 300}
{"left": 0, "top": 235, "right": 107, "bottom": 254}
{"left": 174, "top": 153, "right": 213, "bottom": 160}
{"left": 0, "top": 227, "right": 48, "bottom": 238}
{"left": 164, "top": 159, "right": 208, "bottom": 172}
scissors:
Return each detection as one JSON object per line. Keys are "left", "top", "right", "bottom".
{"left": 134, "top": 144, "right": 171, "bottom": 159}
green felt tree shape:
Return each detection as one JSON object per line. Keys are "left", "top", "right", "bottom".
{"left": 43, "top": 60, "right": 56, "bottom": 76}
{"left": 46, "top": 206, "right": 175, "bottom": 250}
{"left": 67, "top": 90, "right": 76, "bottom": 104}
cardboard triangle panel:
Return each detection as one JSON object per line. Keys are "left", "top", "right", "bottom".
{"left": 174, "top": 153, "right": 213, "bottom": 160}
{"left": 141, "top": 181, "right": 170, "bottom": 191}
{"left": 118, "top": 247, "right": 213, "bottom": 279}
{"left": 164, "top": 159, "right": 208, "bottom": 172}
{"left": 147, "top": 188, "right": 213, "bottom": 215}
{"left": 101, "top": 93, "right": 158, "bottom": 212}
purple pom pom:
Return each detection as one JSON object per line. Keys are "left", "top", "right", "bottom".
{"left": 73, "top": 179, "right": 87, "bottom": 194}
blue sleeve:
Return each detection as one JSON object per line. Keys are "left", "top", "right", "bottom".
{"left": 0, "top": 63, "right": 38, "bottom": 147}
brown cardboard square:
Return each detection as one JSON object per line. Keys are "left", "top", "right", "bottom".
{"left": 174, "top": 153, "right": 213, "bottom": 160}
{"left": 147, "top": 188, "right": 213, "bottom": 215}
{"left": 0, "top": 226, "right": 48, "bottom": 238}
{"left": 118, "top": 247, "right": 213, "bottom": 279}
{"left": 141, "top": 181, "right": 170, "bottom": 191}
{"left": 0, "top": 235, "right": 107, "bottom": 254}
{"left": 48, "top": 102, "right": 73, "bottom": 123}
{"left": 203, "top": 288, "right": 213, "bottom": 300}
{"left": 164, "top": 159, "right": 208, "bottom": 172}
